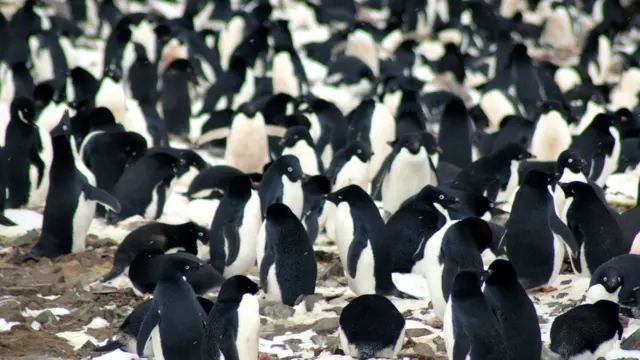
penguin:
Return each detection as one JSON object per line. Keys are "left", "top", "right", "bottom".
{"left": 209, "top": 175, "right": 262, "bottom": 277}
{"left": 136, "top": 254, "right": 210, "bottom": 360}
{"left": 483, "top": 259, "right": 541, "bottom": 360}
{"left": 95, "top": 63, "right": 127, "bottom": 125}
{"left": 305, "top": 96, "right": 349, "bottom": 169}
{"left": 28, "top": 113, "right": 122, "bottom": 258}
{"left": 561, "top": 181, "right": 627, "bottom": 278}
{"left": 549, "top": 300, "right": 623, "bottom": 360}
{"left": 375, "top": 131, "right": 439, "bottom": 217}
{"left": 529, "top": 101, "right": 573, "bottom": 161}
{"left": 201, "top": 275, "right": 261, "bottom": 360}
{"left": 279, "top": 126, "right": 323, "bottom": 176}
{"left": 94, "top": 296, "right": 214, "bottom": 356}
{"left": 259, "top": 203, "right": 317, "bottom": 306}
{"left": 586, "top": 254, "right": 640, "bottom": 306}
{"left": 338, "top": 294, "right": 406, "bottom": 360}
{"left": 4, "top": 96, "right": 53, "bottom": 209}
{"left": 185, "top": 165, "right": 260, "bottom": 200}
{"left": 616, "top": 205, "right": 640, "bottom": 252}
{"left": 196, "top": 105, "right": 270, "bottom": 174}
{"left": 412, "top": 217, "right": 493, "bottom": 320}
{"left": 129, "top": 251, "right": 225, "bottom": 295}
{"left": 258, "top": 154, "right": 307, "bottom": 218}
{"left": 300, "top": 175, "right": 332, "bottom": 243}
{"left": 570, "top": 113, "right": 616, "bottom": 187}
{"left": 161, "top": 58, "right": 197, "bottom": 138}
{"left": 505, "top": 170, "right": 579, "bottom": 290}
{"left": 102, "top": 221, "right": 209, "bottom": 282}
{"left": 437, "top": 96, "right": 474, "bottom": 170}
{"left": 477, "top": 115, "right": 534, "bottom": 157}
{"left": 385, "top": 185, "right": 459, "bottom": 273}
{"left": 445, "top": 270, "right": 508, "bottom": 360}
{"left": 106, "top": 150, "right": 182, "bottom": 223}
{"left": 325, "top": 185, "right": 414, "bottom": 298}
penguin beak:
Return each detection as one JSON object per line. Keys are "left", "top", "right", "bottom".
{"left": 301, "top": 174, "right": 311, "bottom": 182}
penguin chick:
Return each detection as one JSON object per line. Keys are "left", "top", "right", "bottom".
{"left": 339, "top": 294, "right": 405, "bottom": 360}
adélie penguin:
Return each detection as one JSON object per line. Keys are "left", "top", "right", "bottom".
{"left": 339, "top": 294, "right": 405, "bottom": 360}
{"left": 209, "top": 175, "right": 262, "bottom": 277}
{"left": 300, "top": 175, "right": 332, "bottom": 243}
{"left": 324, "top": 185, "right": 416, "bottom": 298}
{"left": 586, "top": 254, "right": 640, "bottom": 308}
{"left": 136, "top": 254, "right": 210, "bottom": 360}
{"left": 483, "top": 259, "right": 541, "bottom": 360}
{"left": 505, "top": 170, "right": 579, "bottom": 290}
{"left": 258, "top": 154, "right": 308, "bottom": 218}
{"left": 28, "top": 112, "right": 122, "bottom": 258}
{"left": 259, "top": 203, "right": 317, "bottom": 306}
{"left": 161, "top": 58, "right": 198, "bottom": 138}
{"left": 279, "top": 125, "right": 323, "bottom": 176}
{"left": 102, "top": 221, "right": 209, "bottom": 282}
{"left": 550, "top": 300, "right": 623, "bottom": 360}
{"left": 201, "top": 275, "right": 260, "bottom": 360}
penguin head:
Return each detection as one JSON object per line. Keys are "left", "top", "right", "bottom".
{"left": 50, "top": 110, "right": 72, "bottom": 138}
{"left": 177, "top": 150, "right": 208, "bottom": 171}
{"left": 522, "top": 169, "right": 558, "bottom": 188}
{"left": 458, "top": 217, "right": 493, "bottom": 253}
{"left": 165, "top": 58, "right": 198, "bottom": 84}
{"left": 11, "top": 96, "right": 36, "bottom": 126}
{"left": 33, "top": 82, "right": 55, "bottom": 110}
{"left": 557, "top": 149, "right": 585, "bottom": 174}
{"left": 442, "top": 96, "right": 469, "bottom": 122}
{"left": 162, "top": 252, "right": 206, "bottom": 276}
{"left": 392, "top": 132, "right": 440, "bottom": 155}
{"left": 279, "top": 126, "right": 313, "bottom": 148}
{"left": 594, "top": 266, "right": 623, "bottom": 294}
{"left": 89, "top": 107, "right": 118, "bottom": 130}
{"left": 417, "top": 185, "right": 459, "bottom": 206}
{"left": 227, "top": 175, "right": 254, "bottom": 199}
{"left": 484, "top": 259, "right": 519, "bottom": 287}
{"left": 345, "top": 140, "right": 373, "bottom": 163}
{"left": 558, "top": 181, "right": 590, "bottom": 198}
{"left": 179, "top": 221, "right": 210, "bottom": 245}
{"left": 589, "top": 112, "right": 615, "bottom": 133}
{"left": 451, "top": 270, "right": 483, "bottom": 299}
{"left": 217, "top": 275, "right": 260, "bottom": 303}
{"left": 537, "top": 100, "right": 566, "bottom": 116}
{"left": 121, "top": 132, "right": 148, "bottom": 164}
{"left": 237, "top": 102, "right": 259, "bottom": 119}
{"left": 495, "top": 142, "right": 534, "bottom": 161}
{"left": 302, "top": 175, "right": 332, "bottom": 197}
{"left": 324, "top": 184, "right": 368, "bottom": 206}
{"left": 274, "top": 155, "right": 306, "bottom": 183}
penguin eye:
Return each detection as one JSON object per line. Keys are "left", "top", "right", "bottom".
{"left": 439, "top": 195, "right": 444, "bottom": 200}
{"left": 338, "top": 195, "right": 342, "bottom": 199}
{"left": 356, "top": 149, "right": 362, "bottom": 154}
{"left": 567, "top": 158, "right": 573, "bottom": 163}
{"left": 185, "top": 265, "right": 190, "bottom": 270}
{"left": 287, "top": 167, "right": 293, "bottom": 172}
{"left": 198, "top": 232, "right": 203, "bottom": 236}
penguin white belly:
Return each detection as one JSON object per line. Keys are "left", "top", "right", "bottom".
{"left": 225, "top": 115, "right": 268, "bottom": 173}
{"left": 219, "top": 17, "right": 244, "bottom": 70}
{"left": 151, "top": 325, "right": 165, "bottom": 360}
{"left": 480, "top": 89, "right": 516, "bottom": 131}
{"left": 38, "top": 103, "right": 69, "bottom": 132}
{"left": 320, "top": 146, "right": 333, "bottom": 170}
{"left": 368, "top": 103, "right": 395, "bottom": 179}
{"left": 347, "top": 241, "right": 376, "bottom": 296}
{"left": 496, "top": 160, "right": 520, "bottom": 204}
{"left": 325, "top": 159, "right": 370, "bottom": 239}
{"left": 256, "top": 220, "right": 267, "bottom": 270}
{"left": 281, "top": 175, "right": 304, "bottom": 218}
{"left": 225, "top": 193, "right": 261, "bottom": 277}
{"left": 71, "top": 194, "right": 97, "bottom": 253}
{"left": 264, "top": 263, "right": 283, "bottom": 303}
{"left": 32, "top": 45, "right": 55, "bottom": 83}
{"left": 573, "top": 101, "right": 605, "bottom": 135}
{"left": 598, "top": 128, "right": 621, "bottom": 187}
{"left": 530, "top": 112, "right": 571, "bottom": 161}
{"left": 630, "top": 233, "right": 640, "bottom": 254}
{"left": 382, "top": 149, "right": 432, "bottom": 215}
{"left": 549, "top": 234, "right": 566, "bottom": 286}
{"left": 95, "top": 78, "right": 127, "bottom": 124}
{"left": 577, "top": 243, "right": 590, "bottom": 278}
{"left": 144, "top": 185, "right": 160, "bottom": 219}
{"left": 124, "top": 99, "right": 153, "bottom": 147}
{"left": 334, "top": 203, "right": 356, "bottom": 271}
{"left": 236, "top": 294, "right": 260, "bottom": 360}
{"left": 272, "top": 52, "right": 300, "bottom": 98}
{"left": 232, "top": 69, "right": 255, "bottom": 110}
{"left": 282, "top": 142, "right": 319, "bottom": 175}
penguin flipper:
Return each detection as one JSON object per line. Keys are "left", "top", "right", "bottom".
{"left": 451, "top": 316, "right": 471, "bottom": 360}
{"left": 550, "top": 211, "right": 579, "bottom": 258}
{"left": 195, "top": 127, "right": 231, "bottom": 147}
{"left": 219, "top": 331, "right": 241, "bottom": 360}
{"left": 136, "top": 300, "right": 160, "bottom": 357}
{"left": 93, "top": 339, "right": 124, "bottom": 352}
{"left": 259, "top": 248, "right": 275, "bottom": 293}
{"left": 222, "top": 219, "right": 241, "bottom": 266}
{"left": 82, "top": 183, "right": 122, "bottom": 213}
{"left": 347, "top": 233, "right": 368, "bottom": 279}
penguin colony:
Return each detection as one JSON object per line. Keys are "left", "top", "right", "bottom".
{"left": 5, "top": 0, "right": 640, "bottom": 359}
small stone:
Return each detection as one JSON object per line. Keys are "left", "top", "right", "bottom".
{"left": 312, "top": 317, "right": 339, "bottom": 334}
{"left": 2, "top": 286, "right": 39, "bottom": 296}
{"left": 406, "top": 328, "right": 433, "bottom": 338}
{"left": 621, "top": 328, "right": 640, "bottom": 350}
{"left": 560, "top": 279, "right": 572, "bottom": 285}
{"left": 412, "top": 343, "right": 436, "bottom": 357}
{"left": 59, "top": 260, "right": 86, "bottom": 285}
{"left": 538, "top": 315, "right": 549, "bottom": 325}
{"left": 283, "top": 338, "right": 303, "bottom": 352}
{"left": 260, "top": 303, "right": 295, "bottom": 320}
{"left": 0, "top": 298, "right": 23, "bottom": 321}
{"left": 318, "top": 261, "right": 344, "bottom": 281}
{"left": 34, "top": 310, "right": 58, "bottom": 328}
{"left": 556, "top": 292, "right": 568, "bottom": 300}
{"left": 425, "top": 318, "right": 443, "bottom": 329}
{"left": 80, "top": 340, "right": 96, "bottom": 350}
{"left": 311, "top": 334, "right": 327, "bottom": 346}
{"left": 433, "top": 336, "right": 446, "bottom": 353}
{"left": 302, "top": 294, "right": 324, "bottom": 312}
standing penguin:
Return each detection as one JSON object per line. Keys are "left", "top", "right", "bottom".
{"left": 29, "top": 113, "right": 122, "bottom": 258}
{"left": 413, "top": 217, "right": 493, "bottom": 320}
{"left": 5, "top": 96, "right": 53, "bottom": 209}
{"left": 561, "top": 181, "right": 627, "bottom": 278}
{"left": 505, "top": 170, "right": 579, "bottom": 290}
{"left": 446, "top": 270, "right": 508, "bottom": 360}
{"left": 136, "top": 255, "right": 210, "bottom": 360}
{"left": 483, "top": 259, "right": 541, "bottom": 360}
{"left": 529, "top": 101, "right": 573, "bottom": 161}
{"left": 375, "top": 131, "right": 439, "bottom": 218}
{"left": 161, "top": 58, "right": 197, "bottom": 138}
{"left": 102, "top": 221, "right": 209, "bottom": 282}
{"left": 438, "top": 96, "right": 474, "bottom": 170}
{"left": 279, "top": 126, "right": 323, "bottom": 176}
{"left": 339, "top": 295, "right": 405, "bottom": 360}
{"left": 201, "top": 275, "right": 260, "bottom": 360}
{"left": 550, "top": 301, "right": 623, "bottom": 360}
{"left": 586, "top": 254, "right": 640, "bottom": 306}
{"left": 260, "top": 203, "right": 317, "bottom": 306}
{"left": 209, "top": 175, "right": 262, "bottom": 277}
{"left": 258, "top": 155, "right": 307, "bottom": 218}
{"left": 325, "top": 185, "right": 413, "bottom": 298}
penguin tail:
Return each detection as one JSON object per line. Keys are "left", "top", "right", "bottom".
{"left": 0, "top": 214, "right": 16, "bottom": 226}
{"left": 93, "top": 339, "right": 124, "bottom": 352}
{"left": 357, "top": 343, "right": 380, "bottom": 360}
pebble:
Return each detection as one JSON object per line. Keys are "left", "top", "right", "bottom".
{"left": 311, "top": 318, "right": 339, "bottom": 334}
{"left": 261, "top": 303, "right": 295, "bottom": 320}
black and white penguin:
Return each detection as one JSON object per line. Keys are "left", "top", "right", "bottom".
{"left": 209, "top": 175, "right": 262, "bottom": 277}
{"left": 483, "top": 259, "right": 541, "bottom": 360}
{"left": 279, "top": 125, "right": 323, "bottom": 176}
{"left": 28, "top": 113, "right": 121, "bottom": 258}
{"left": 136, "top": 254, "right": 210, "bottom": 360}
{"left": 339, "top": 294, "right": 406, "bottom": 360}
{"left": 550, "top": 300, "right": 623, "bottom": 360}
{"left": 128, "top": 251, "right": 224, "bottom": 295}
{"left": 201, "top": 275, "right": 261, "bottom": 360}
{"left": 161, "top": 58, "right": 197, "bottom": 138}
{"left": 102, "top": 221, "right": 209, "bottom": 282}
{"left": 258, "top": 154, "right": 307, "bottom": 218}
{"left": 300, "top": 175, "right": 332, "bottom": 243}
{"left": 570, "top": 113, "right": 617, "bottom": 187}
{"left": 437, "top": 96, "right": 474, "bottom": 170}
{"left": 413, "top": 217, "right": 493, "bottom": 319}
{"left": 561, "top": 181, "right": 627, "bottom": 278}
{"left": 106, "top": 150, "right": 182, "bottom": 223}
{"left": 385, "top": 185, "right": 459, "bottom": 273}
{"left": 375, "top": 131, "right": 439, "bottom": 217}
{"left": 95, "top": 296, "right": 214, "bottom": 356}
{"left": 445, "top": 270, "right": 508, "bottom": 360}
{"left": 586, "top": 254, "right": 640, "bottom": 306}
{"left": 185, "top": 165, "right": 261, "bottom": 200}
{"left": 529, "top": 101, "right": 573, "bottom": 161}
{"left": 325, "top": 185, "right": 414, "bottom": 298}
{"left": 259, "top": 203, "right": 317, "bottom": 306}
{"left": 505, "top": 170, "right": 578, "bottom": 290}
{"left": 4, "top": 96, "right": 53, "bottom": 209}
